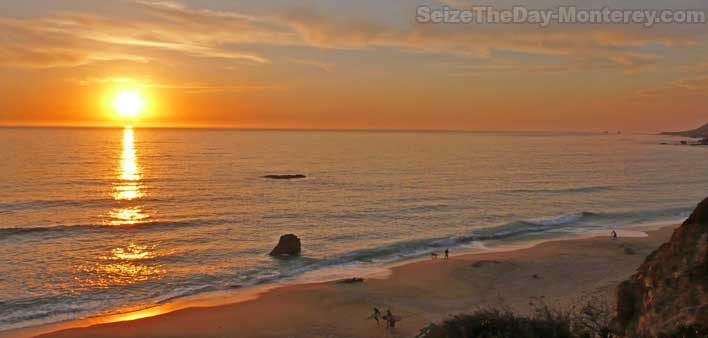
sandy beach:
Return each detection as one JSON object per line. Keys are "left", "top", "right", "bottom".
{"left": 24, "top": 225, "right": 676, "bottom": 338}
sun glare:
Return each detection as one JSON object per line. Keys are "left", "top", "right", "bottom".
{"left": 113, "top": 91, "right": 145, "bottom": 118}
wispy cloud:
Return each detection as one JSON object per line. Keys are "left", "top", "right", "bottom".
{"left": 0, "top": 1, "right": 282, "bottom": 67}
{"left": 69, "top": 76, "right": 283, "bottom": 93}
{"left": 288, "top": 58, "right": 336, "bottom": 72}
{"left": 638, "top": 70, "right": 708, "bottom": 97}
{"left": 609, "top": 53, "right": 660, "bottom": 73}
{"left": 673, "top": 75, "right": 708, "bottom": 91}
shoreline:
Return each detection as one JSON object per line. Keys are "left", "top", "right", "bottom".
{"left": 4, "top": 223, "right": 678, "bottom": 338}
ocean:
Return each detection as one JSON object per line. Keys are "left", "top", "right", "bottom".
{"left": 0, "top": 127, "right": 706, "bottom": 332}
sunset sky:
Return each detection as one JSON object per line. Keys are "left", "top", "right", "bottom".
{"left": 0, "top": 0, "right": 706, "bottom": 131}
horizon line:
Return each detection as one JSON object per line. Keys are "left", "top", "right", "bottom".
{"left": 0, "top": 124, "right": 646, "bottom": 135}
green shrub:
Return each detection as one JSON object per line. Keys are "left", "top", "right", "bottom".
{"left": 417, "top": 300, "right": 616, "bottom": 338}
{"left": 417, "top": 307, "right": 575, "bottom": 338}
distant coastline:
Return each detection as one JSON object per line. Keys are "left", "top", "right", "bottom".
{"left": 661, "top": 122, "right": 708, "bottom": 138}
{"left": 661, "top": 122, "right": 708, "bottom": 146}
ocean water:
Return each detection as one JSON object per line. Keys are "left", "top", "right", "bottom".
{"left": 0, "top": 127, "right": 706, "bottom": 331}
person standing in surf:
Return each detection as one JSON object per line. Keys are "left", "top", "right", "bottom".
{"left": 385, "top": 309, "right": 400, "bottom": 328}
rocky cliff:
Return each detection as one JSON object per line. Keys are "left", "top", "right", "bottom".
{"left": 614, "top": 198, "right": 708, "bottom": 337}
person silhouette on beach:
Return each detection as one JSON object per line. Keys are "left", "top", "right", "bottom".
{"left": 611, "top": 230, "right": 618, "bottom": 239}
{"left": 369, "top": 307, "right": 381, "bottom": 326}
{"left": 385, "top": 309, "right": 399, "bottom": 328}
{"left": 444, "top": 248, "right": 449, "bottom": 259}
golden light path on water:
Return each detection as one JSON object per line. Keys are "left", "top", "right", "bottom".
{"left": 74, "top": 126, "right": 164, "bottom": 291}
{"left": 109, "top": 126, "right": 149, "bottom": 225}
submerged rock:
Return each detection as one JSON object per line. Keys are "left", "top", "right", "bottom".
{"left": 269, "top": 234, "right": 302, "bottom": 257}
{"left": 263, "top": 174, "right": 306, "bottom": 180}
{"left": 613, "top": 197, "right": 708, "bottom": 337}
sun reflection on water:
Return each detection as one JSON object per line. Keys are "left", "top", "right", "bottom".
{"left": 108, "top": 126, "right": 149, "bottom": 225}
{"left": 104, "top": 244, "right": 157, "bottom": 261}
{"left": 76, "top": 244, "right": 165, "bottom": 288}
{"left": 108, "top": 207, "right": 150, "bottom": 226}
{"left": 118, "top": 127, "right": 141, "bottom": 182}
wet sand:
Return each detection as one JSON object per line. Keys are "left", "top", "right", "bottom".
{"left": 34, "top": 226, "right": 676, "bottom": 338}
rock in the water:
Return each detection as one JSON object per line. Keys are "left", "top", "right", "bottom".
{"left": 269, "top": 234, "right": 302, "bottom": 257}
{"left": 613, "top": 197, "right": 708, "bottom": 337}
{"left": 263, "top": 174, "right": 306, "bottom": 180}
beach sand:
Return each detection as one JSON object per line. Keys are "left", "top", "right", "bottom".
{"left": 34, "top": 226, "right": 676, "bottom": 338}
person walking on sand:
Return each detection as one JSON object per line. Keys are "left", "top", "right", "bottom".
{"left": 611, "top": 230, "right": 618, "bottom": 239}
{"left": 444, "top": 248, "right": 449, "bottom": 259}
{"left": 369, "top": 307, "right": 381, "bottom": 326}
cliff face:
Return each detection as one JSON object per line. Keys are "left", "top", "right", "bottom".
{"left": 614, "top": 198, "right": 708, "bottom": 337}
{"left": 662, "top": 123, "right": 708, "bottom": 138}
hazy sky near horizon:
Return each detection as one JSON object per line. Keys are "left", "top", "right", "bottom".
{"left": 0, "top": 0, "right": 707, "bottom": 131}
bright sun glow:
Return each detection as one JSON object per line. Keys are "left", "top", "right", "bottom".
{"left": 113, "top": 91, "right": 145, "bottom": 118}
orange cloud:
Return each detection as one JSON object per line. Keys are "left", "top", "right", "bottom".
{"left": 673, "top": 75, "right": 708, "bottom": 91}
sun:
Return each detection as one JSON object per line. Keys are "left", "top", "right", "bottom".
{"left": 113, "top": 91, "right": 145, "bottom": 118}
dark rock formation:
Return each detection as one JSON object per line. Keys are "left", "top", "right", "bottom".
{"left": 336, "top": 277, "right": 364, "bottom": 284}
{"left": 269, "top": 234, "right": 301, "bottom": 257}
{"left": 662, "top": 123, "right": 708, "bottom": 138}
{"left": 263, "top": 174, "right": 306, "bottom": 180}
{"left": 613, "top": 197, "right": 708, "bottom": 337}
